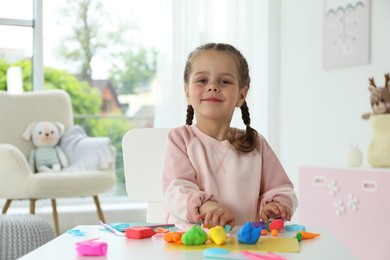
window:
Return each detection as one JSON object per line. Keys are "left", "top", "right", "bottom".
{"left": 102, "top": 99, "right": 112, "bottom": 113}
{"left": 0, "top": 0, "right": 43, "bottom": 91}
{"left": 0, "top": 0, "right": 33, "bottom": 19}
{"left": 0, "top": 25, "right": 32, "bottom": 61}
{"left": 42, "top": 0, "right": 173, "bottom": 195}
{"left": 1, "top": 0, "right": 274, "bottom": 197}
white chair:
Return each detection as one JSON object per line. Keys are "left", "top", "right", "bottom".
{"left": 0, "top": 90, "right": 117, "bottom": 236}
{"left": 122, "top": 128, "right": 170, "bottom": 223}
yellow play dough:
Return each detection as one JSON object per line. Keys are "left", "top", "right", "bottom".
{"left": 209, "top": 226, "right": 227, "bottom": 245}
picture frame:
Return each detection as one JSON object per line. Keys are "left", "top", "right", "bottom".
{"left": 323, "top": 0, "right": 370, "bottom": 69}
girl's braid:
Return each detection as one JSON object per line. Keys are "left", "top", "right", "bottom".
{"left": 186, "top": 105, "right": 194, "bottom": 125}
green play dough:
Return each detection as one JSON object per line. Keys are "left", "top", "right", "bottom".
{"left": 181, "top": 225, "right": 208, "bottom": 245}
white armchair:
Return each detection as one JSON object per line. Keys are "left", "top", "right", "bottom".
{"left": 0, "top": 90, "right": 117, "bottom": 235}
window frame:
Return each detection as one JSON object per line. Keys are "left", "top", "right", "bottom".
{"left": 0, "top": 0, "right": 43, "bottom": 91}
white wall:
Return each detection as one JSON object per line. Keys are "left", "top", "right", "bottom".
{"left": 278, "top": 0, "right": 390, "bottom": 189}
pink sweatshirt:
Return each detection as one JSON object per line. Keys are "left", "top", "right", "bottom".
{"left": 162, "top": 125, "right": 297, "bottom": 226}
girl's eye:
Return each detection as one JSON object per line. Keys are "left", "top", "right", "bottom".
{"left": 220, "top": 80, "right": 231, "bottom": 85}
{"left": 196, "top": 79, "right": 207, "bottom": 84}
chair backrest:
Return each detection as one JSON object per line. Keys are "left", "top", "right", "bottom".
{"left": 0, "top": 90, "right": 73, "bottom": 157}
{"left": 122, "top": 128, "right": 171, "bottom": 222}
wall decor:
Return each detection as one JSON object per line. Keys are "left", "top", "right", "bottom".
{"left": 323, "top": 0, "right": 370, "bottom": 69}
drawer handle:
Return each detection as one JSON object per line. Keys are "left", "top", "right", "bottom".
{"left": 313, "top": 176, "right": 326, "bottom": 186}
{"left": 362, "top": 180, "right": 377, "bottom": 192}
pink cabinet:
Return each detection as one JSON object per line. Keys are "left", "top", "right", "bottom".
{"left": 299, "top": 166, "right": 390, "bottom": 259}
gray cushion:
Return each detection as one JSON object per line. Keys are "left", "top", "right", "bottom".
{"left": 60, "top": 125, "right": 113, "bottom": 171}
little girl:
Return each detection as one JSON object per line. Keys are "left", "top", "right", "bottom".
{"left": 162, "top": 43, "right": 297, "bottom": 229}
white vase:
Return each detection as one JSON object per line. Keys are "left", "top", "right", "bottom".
{"left": 347, "top": 144, "right": 363, "bottom": 167}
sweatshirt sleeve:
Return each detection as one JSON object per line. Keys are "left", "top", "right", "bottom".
{"left": 257, "top": 136, "right": 298, "bottom": 215}
{"left": 162, "top": 127, "right": 218, "bottom": 223}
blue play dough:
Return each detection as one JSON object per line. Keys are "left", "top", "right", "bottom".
{"left": 285, "top": 224, "right": 306, "bottom": 232}
{"left": 224, "top": 225, "right": 231, "bottom": 233}
{"left": 203, "top": 248, "right": 230, "bottom": 256}
{"left": 237, "top": 222, "right": 261, "bottom": 244}
{"left": 66, "top": 229, "right": 86, "bottom": 236}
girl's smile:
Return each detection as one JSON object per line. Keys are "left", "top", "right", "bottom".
{"left": 201, "top": 97, "right": 223, "bottom": 102}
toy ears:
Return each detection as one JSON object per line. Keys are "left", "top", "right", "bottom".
{"left": 22, "top": 121, "right": 66, "bottom": 141}
{"left": 22, "top": 121, "right": 38, "bottom": 141}
{"left": 368, "top": 85, "right": 376, "bottom": 93}
{"left": 54, "top": 122, "right": 65, "bottom": 136}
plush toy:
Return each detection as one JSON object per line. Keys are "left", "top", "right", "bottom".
{"left": 22, "top": 121, "right": 69, "bottom": 173}
{"left": 362, "top": 73, "right": 390, "bottom": 119}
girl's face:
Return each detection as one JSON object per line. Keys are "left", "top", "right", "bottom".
{"left": 185, "top": 50, "right": 248, "bottom": 124}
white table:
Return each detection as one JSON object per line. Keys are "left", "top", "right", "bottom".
{"left": 20, "top": 225, "right": 357, "bottom": 260}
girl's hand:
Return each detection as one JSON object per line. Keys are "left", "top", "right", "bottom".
{"left": 260, "top": 201, "right": 291, "bottom": 222}
{"left": 197, "top": 204, "right": 235, "bottom": 229}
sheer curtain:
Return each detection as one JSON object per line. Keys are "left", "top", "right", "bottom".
{"left": 153, "top": 0, "right": 278, "bottom": 147}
